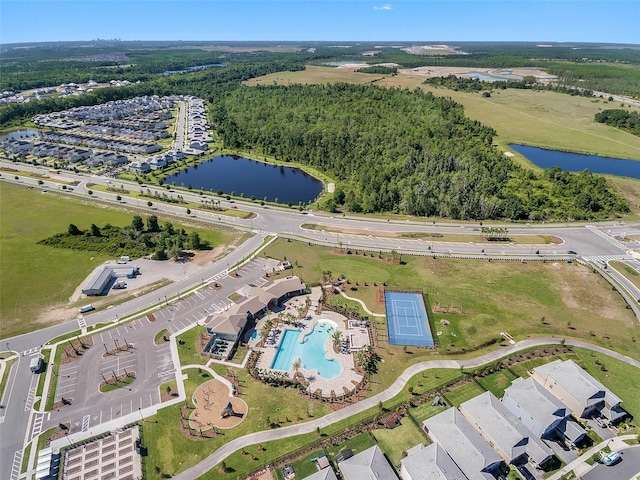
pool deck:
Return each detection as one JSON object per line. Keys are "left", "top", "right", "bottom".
{"left": 255, "top": 287, "right": 365, "bottom": 398}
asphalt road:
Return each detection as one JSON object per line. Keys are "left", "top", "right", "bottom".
{"left": 2, "top": 164, "right": 640, "bottom": 479}
{"left": 583, "top": 446, "right": 640, "bottom": 480}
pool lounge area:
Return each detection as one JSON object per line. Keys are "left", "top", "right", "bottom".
{"left": 256, "top": 304, "right": 367, "bottom": 398}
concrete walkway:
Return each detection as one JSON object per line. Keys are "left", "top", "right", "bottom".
{"left": 336, "top": 288, "right": 386, "bottom": 317}
{"left": 172, "top": 337, "right": 640, "bottom": 479}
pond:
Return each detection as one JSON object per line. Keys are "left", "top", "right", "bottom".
{"left": 0, "top": 129, "right": 40, "bottom": 141}
{"left": 162, "top": 63, "right": 226, "bottom": 75}
{"left": 166, "top": 155, "right": 324, "bottom": 205}
{"left": 510, "top": 144, "right": 640, "bottom": 180}
{"left": 461, "top": 71, "right": 521, "bottom": 82}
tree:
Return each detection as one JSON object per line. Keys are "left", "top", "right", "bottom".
{"left": 147, "top": 215, "right": 159, "bottom": 232}
{"left": 186, "top": 208, "right": 191, "bottom": 215}
{"left": 189, "top": 231, "right": 201, "bottom": 249}
{"left": 68, "top": 224, "right": 82, "bottom": 236}
{"left": 87, "top": 190, "right": 93, "bottom": 196}
{"left": 332, "top": 330, "right": 342, "bottom": 349}
{"left": 131, "top": 215, "right": 144, "bottom": 231}
{"left": 147, "top": 200, "right": 153, "bottom": 208}
{"left": 90, "top": 224, "right": 101, "bottom": 237}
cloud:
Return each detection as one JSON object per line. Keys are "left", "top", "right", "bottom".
{"left": 373, "top": 4, "right": 392, "bottom": 11}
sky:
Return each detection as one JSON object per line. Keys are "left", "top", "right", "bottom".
{"left": 1, "top": 0, "right": 638, "bottom": 45}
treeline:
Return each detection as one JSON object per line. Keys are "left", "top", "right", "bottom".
{"left": 595, "top": 109, "right": 640, "bottom": 136}
{"left": 38, "top": 215, "right": 210, "bottom": 260}
{"left": 422, "top": 75, "right": 595, "bottom": 97}
{"left": 358, "top": 66, "right": 397, "bottom": 75}
{"left": 0, "top": 61, "right": 304, "bottom": 127}
{"left": 214, "top": 83, "right": 628, "bottom": 220}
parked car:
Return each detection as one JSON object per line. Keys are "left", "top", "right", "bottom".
{"left": 602, "top": 451, "right": 621, "bottom": 466}
{"left": 567, "top": 250, "right": 577, "bottom": 255}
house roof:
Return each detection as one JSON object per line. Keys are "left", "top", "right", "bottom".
{"left": 460, "top": 392, "right": 553, "bottom": 466}
{"left": 504, "top": 377, "right": 570, "bottom": 428}
{"left": 423, "top": 408, "right": 500, "bottom": 480}
{"left": 338, "top": 445, "right": 398, "bottom": 480}
{"left": 302, "top": 467, "right": 338, "bottom": 480}
{"left": 556, "top": 418, "right": 587, "bottom": 443}
{"left": 401, "top": 443, "right": 468, "bottom": 480}
{"left": 533, "top": 360, "right": 622, "bottom": 408}
{"left": 265, "top": 276, "right": 306, "bottom": 299}
{"left": 205, "top": 313, "right": 247, "bottom": 336}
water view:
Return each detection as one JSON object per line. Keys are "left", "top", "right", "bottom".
{"left": 0, "top": 129, "right": 40, "bottom": 141}
{"left": 166, "top": 155, "right": 323, "bottom": 204}
{"left": 510, "top": 144, "right": 640, "bottom": 180}
{"left": 271, "top": 321, "right": 342, "bottom": 379}
{"left": 162, "top": 63, "right": 226, "bottom": 75}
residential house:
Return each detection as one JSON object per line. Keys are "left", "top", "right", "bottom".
{"left": 423, "top": 408, "right": 503, "bottom": 480}
{"left": 502, "top": 377, "right": 586, "bottom": 445}
{"left": 531, "top": 360, "right": 627, "bottom": 423}
{"left": 400, "top": 443, "right": 468, "bottom": 480}
{"left": 459, "top": 392, "right": 553, "bottom": 468}
{"left": 338, "top": 445, "right": 398, "bottom": 480}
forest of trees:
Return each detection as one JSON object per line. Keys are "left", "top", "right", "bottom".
{"left": 213, "top": 83, "right": 628, "bottom": 220}
{"left": 39, "top": 215, "right": 210, "bottom": 260}
{"left": 595, "top": 109, "right": 640, "bottom": 137}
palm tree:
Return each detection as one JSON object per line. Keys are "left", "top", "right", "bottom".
{"left": 332, "top": 330, "right": 342, "bottom": 349}
{"left": 292, "top": 359, "right": 302, "bottom": 382}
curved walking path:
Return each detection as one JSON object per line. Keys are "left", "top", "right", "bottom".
{"left": 173, "top": 337, "right": 640, "bottom": 479}
{"left": 337, "top": 289, "right": 386, "bottom": 317}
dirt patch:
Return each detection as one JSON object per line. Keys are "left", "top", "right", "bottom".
{"left": 190, "top": 246, "right": 226, "bottom": 267}
{"left": 188, "top": 378, "right": 247, "bottom": 431}
{"left": 60, "top": 338, "right": 94, "bottom": 364}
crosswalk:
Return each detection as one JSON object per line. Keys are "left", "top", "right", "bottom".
{"left": 210, "top": 271, "right": 228, "bottom": 282}
{"left": 586, "top": 254, "right": 634, "bottom": 264}
{"left": 21, "top": 346, "right": 41, "bottom": 356}
{"left": 586, "top": 225, "right": 628, "bottom": 251}
{"left": 9, "top": 450, "right": 22, "bottom": 480}
{"left": 30, "top": 413, "right": 44, "bottom": 440}
{"left": 77, "top": 314, "right": 87, "bottom": 330}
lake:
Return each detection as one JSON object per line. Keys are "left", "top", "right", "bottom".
{"left": 510, "top": 144, "right": 640, "bottom": 180}
{"left": 162, "top": 63, "right": 226, "bottom": 75}
{"left": 166, "top": 155, "right": 324, "bottom": 204}
{"left": 0, "top": 129, "right": 40, "bottom": 140}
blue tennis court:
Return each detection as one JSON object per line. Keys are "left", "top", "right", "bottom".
{"left": 384, "top": 291, "right": 434, "bottom": 347}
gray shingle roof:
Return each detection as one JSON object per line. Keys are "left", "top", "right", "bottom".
{"left": 533, "top": 360, "right": 622, "bottom": 408}
{"left": 504, "top": 377, "right": 569, "bottom": 429}
{"left": 338, "top": 445, "right": 398, "bottom": 480}
{"left": 460, "top": 392, "right": 553, "bottom": 466}
{"left": 401, "top": 443, "right": 468, "bottom": 480}
{"left": 423, "top": 408, "right": 500, "bottom": 480}
{"left": 302, "top": 467, "right": 338, "bottom": 480}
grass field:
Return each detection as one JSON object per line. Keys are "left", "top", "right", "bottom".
{"left": 610, "top": 261, "right": 640, "bottom": 290}
{"left": 144, "top": 362, "right": 332, "bottom": 478}
{"left": 262, "top": 239, "right": 640, "bottom": 389}
{"left": 477, "top": 369, "right": 517, "bottom": 398}
{"left": 443, "top": 381, "right": 486, "bottom": 407}
{"left": 372, "top": 416, "right": 426, "bottom": 467}
{"left": 0, "top": 183, "right": 240, "bottom": 338}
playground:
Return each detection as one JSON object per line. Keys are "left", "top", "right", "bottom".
{"left": 188, "top": 378, "right": 248, "bottom": 431}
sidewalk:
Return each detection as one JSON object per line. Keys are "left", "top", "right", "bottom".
{"left": 547, "top": 434, "right": 637, "bottom": 480}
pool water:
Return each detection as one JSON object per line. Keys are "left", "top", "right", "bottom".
{"left": 270, "top": 322, "right": 342, "bottom": 378}
{"left": 251, "top": 330, "right": 260, "bottom": 341}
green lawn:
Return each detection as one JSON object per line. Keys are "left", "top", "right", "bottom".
{"left": 273, "top": 449, "right": 326, "bottom": 480}
{"left": 409, "top": 401, "right": 450, "bottom": 424}
{"left": 609, "top": 261, "right": 640, "bottom": 290}
{"left": 262, "top": 239, "right": 640, "bottom": 397}
{"left": 444, "top": 380, "right": 486, "bottom": 407}
{"left": 372, "top": 417, "right": 426, "bottom": 467}
{"left": 572, "top": 348, "right": 640, "bottom": 426}
{"left": 324, "top": 431, "right": 377, "bottom": 459}
{"left": 477, "top": 369, "right": 518, "bottom": 398}
{"left": 0, "top": 182, "right": 241, "bottom": 337}
{"left": 144, "top": 364, "right": 332, "bottom": 478}
{"left": 176, "top": 325, "right": 209, "bottom": 366}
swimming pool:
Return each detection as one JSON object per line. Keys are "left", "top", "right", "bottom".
{"left": 270, "top": 321, "right": 343, "bottom": 378}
